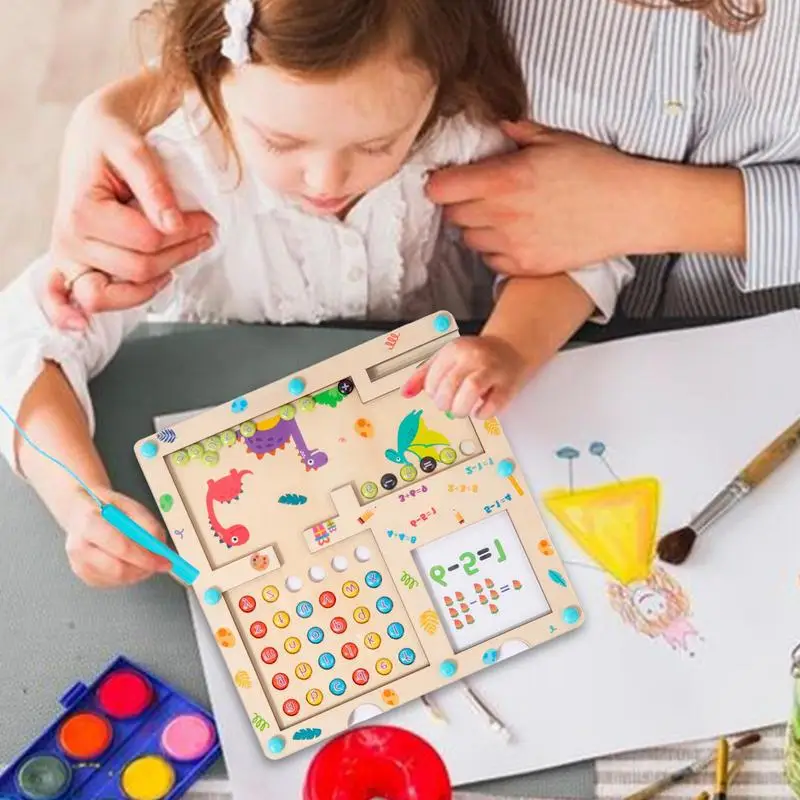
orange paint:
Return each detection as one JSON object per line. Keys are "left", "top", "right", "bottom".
{"left": 57, "top": 712, "right": 113, "bottom": 759}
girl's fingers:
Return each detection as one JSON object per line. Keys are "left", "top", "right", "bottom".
{"left": 43, "top": 270, "right": 89, "bottom": 331}
{"left": 73, "top": 543, "right": 153, "bottom": 588}
{"left": 449, "top": 370, "right": 492, "bottom": 418}
{"left": 401, "top": 361, "right": 430, "bottom": 398}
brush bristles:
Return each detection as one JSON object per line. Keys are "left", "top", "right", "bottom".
{"left": 656, "top": 526, "right": 698, "bottom": 565}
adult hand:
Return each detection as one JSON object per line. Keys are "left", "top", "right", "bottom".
{"left": 46, "top": 93, "right": 215, "bottom": 328}
{"left": 427, "top": 120, "right": 654, "bottom": 277}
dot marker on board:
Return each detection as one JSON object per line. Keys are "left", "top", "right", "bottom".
{"left": 231, "top": 397, "right": 249, "bottom": 413}
{"left": 268, "top": 736, "right": 286, "bottom": 754}
{"left": 433, "top": 313, "right": 450, "bottom": 333}
{"left": 288, "top": 377, "right": 305, "bottom": 396}
{"left": 204, "top": 588, "right": 222, "bottom": 605}
{"left": 439, "top": 659, "right": 458, "bottom": 678}
{"left": 497, "top": 458, "right": 515, "bottom": 477}
{"left": 139, "top": 440, "right": 158, "bottom": 459}
{"left": 562, "top": 606, "right": 581, "bottom": 625}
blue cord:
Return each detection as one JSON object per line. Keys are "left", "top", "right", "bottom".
{"left": 0, "top": 402, "right": 104, "bottom": 508}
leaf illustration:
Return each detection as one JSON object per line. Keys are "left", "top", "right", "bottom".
{"left": 235, "top": 670, "right": 252, "bottom": 689}
{"left": 279, "top": 493, "right": 308, "bottom": 506}
{"left": 292, "top": 728, "right": 322, "bottom": 740}
{"left": 483, "top": 417, "right": 501, "bottom": 436}
{"left": 420, "top": 610, "right": 439, "bottom": 635}
{"left": 548, "top": 570, "right": 567, "bottom": 588}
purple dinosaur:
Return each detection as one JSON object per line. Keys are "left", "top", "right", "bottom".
{"left": 239, "top": 416, "right": 329, "bottom": 471}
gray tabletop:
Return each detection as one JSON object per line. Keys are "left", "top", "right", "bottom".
{"left": 9, "top": 318, "right": 716, "bottom": 797}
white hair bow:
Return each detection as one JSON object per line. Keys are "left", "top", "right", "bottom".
{"left": 221, "top": 0, "right": 255, "bottom": 67}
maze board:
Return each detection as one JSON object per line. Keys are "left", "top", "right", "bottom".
{"left": 135, "top": 312, "right": 584, "bottom": 759}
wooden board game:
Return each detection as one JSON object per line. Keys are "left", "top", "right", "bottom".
{"left": 135, "top": 312, "right": 584, "bottom": 759}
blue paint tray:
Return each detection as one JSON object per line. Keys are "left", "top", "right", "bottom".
{"left": 0, "top": 655, "right": 220, "bottom": 799}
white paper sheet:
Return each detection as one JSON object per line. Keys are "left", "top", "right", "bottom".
{"left": 161, "top": 310, "right": 800, "bottom": 795}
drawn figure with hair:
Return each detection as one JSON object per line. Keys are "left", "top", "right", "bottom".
{"left": 543, "top": 442, "right": 703, "bottom": 657}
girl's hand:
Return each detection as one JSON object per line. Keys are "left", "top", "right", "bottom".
{"left": 402, "top": 335, "right": 528, "bottom": 420}
{"left": 427, "top": 120, "right": 657, "bottom": 276}
{"left": 61, "top": 487, "right": 173, "bottom": 588}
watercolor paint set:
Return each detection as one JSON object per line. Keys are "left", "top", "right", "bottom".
{"left": 136, "top": 311, "right": 584, "bottom": 759}
{"left": 0, "top": 656, "right": 220, "bottom": 800}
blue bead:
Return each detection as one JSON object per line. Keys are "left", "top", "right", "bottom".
{"left": 562, "top": 606, "right": 581, "bottom": 625}
{"left": 140, "top": 440, "right": 158, "bottom": 459}
{"left": 288, "top": 377, "right": 305, "bottom": 396}
{"left": 497, "top": 459, "right": 515, "bottom": 477}
{"left": 398, "top": 647, "right": 416, "bottom": 666}
{"left": 329, "top": 678, "right": 347, "bottom": 696}
{"left": 482, "top": 648, "right": 498, "bottom": 665}
{"left": 433, "top": 313, "right": 450, "bottom": 333}
{"left": 296, "top": 601, "right": 314, "bottom": 619}
{"left": 318, "top": 652, "right": 335, "bottom": 670}
{"left": 268, "top": 736, "right": 285, "bottom": 754}
{"left": 231, "top": 397, "right": 249, "bottom": 413}
{"left": 365, "top": 570, "right": 382, "bottom": 589}
{"left": 204, "top": 588, "right": 222, "bottom": 605}
{"left": 387, "top": 622, "right": 404, "bottom": 640}
{"left": 439, "top": 659, "right": 458, "bottom": 678}
{"left": 375, "top": 596, "right": 393, "bottom": 614}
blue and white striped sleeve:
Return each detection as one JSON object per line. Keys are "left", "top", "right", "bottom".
{"left": 739, "top": 164, "right": 800, "bottom": 292}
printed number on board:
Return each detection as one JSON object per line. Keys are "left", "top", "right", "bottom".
{"left": 429, "top": 538, "right": 507, "bottom": 587}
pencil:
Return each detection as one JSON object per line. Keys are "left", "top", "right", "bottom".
{"left": 694, "top": 756, "right": 742, "bottom": 800}
{"left": 460, "top": 684, "right": 511, "bottom": 741}
{"left": 713, "top": 738, "right": 729, "bottom": 800}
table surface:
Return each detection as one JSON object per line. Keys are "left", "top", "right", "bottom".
{"left": 0, "top": 316, "right": 728, "bottom": 798}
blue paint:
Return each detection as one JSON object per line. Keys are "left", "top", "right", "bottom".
{"left": 433, "top": 313, "right": 451, "bottom": 333}
{"left": 204, "top": 588, "right": 222, "bottom": 605}
{"left": 482, "top": 649, "right": 498, "bottom": 665}
{"left": 439, "top": 659, "right": 458, "bottom": 678}
{"left": 139, "top": 440, "right": 158, "bottom": 459}
{"left": 0, "top": 655, "right": 220, "bottom": 800}
{"left": 288, "top": 377, "right": 305, "bottom": 396}
{"left": 589, "top": 441, "right": 606, "bottom": 456}
{"left": 497, "top": 458, "right": 515, "bottom": 477}
{"left": 268, "top": 736, "right": 285, "bottom": 754}
{"left": 548, "top": 570, "right": 567, "bottom": 588}
{"left": 562, "top": 606, "right": 581, "bottom": 625}
{"left": 231, "top": 397, "right": 248, "bottom": 413}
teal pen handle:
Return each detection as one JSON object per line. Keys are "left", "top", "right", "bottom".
{"left": 101, "top": 504, "right": 200, "bottom": 585}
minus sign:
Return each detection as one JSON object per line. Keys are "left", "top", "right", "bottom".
{"left": 470, "top": 601, "right": 477, "bottom": 605}
{"left": 447, "top": 565, "right": 460, "bottom": 572}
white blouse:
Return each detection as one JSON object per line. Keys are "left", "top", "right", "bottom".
{"left": 0, "top": 102, "right": 632, "bottom": 471}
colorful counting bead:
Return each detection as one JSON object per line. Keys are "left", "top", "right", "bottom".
{"left": 272, "top": 673, "right": 289, "bottom": 690}
{"left": 337, "top": 378, "right": 354, "bottom": 395}
{"left": 307, "top": 627, "right": 324, "bottom": 645}
{"left": 201, "top": 451, "right": 220, "bottom": 467}
{"left": 330, "top": 617, "right": 347, "bottom": 634}
{"left": 329, "top": 678, "right": 347, "bottom": 696}
{"left": 296, "top": 601, "right": 314, "bottom": 619}
{"left": 202, "top": 435, "right": 222, "bottom": 452}
{"left": 354, "top": 546, "right": 371, "bottom": 562}
{"left": 375, "top": 596, "right": 393, "bottom": 614}
{"left": 295, "top": 663, "right": 313, "bottom": 680}
{"left": 299, "top": 397, "right": 316, "bottom": 412}
{"left": 318, "top": 652, "right": 335, "bottom": 670}
{"left": 365, "top": 571, "right": 382, "bottom": 589}
{"left": 203, "top": 588, "right": 222, "bottom": 605}
{"left": 250, "top": 621, "right": 267, "bottom": 639}
{"left": 420, "top": 456, "right": 437, "bottom": 473}
{"left": 171, "top": 450, "right": 190, "bottom": 467}
{"left": 239, "top": 421, "right": 256, "bottom": 438}
{"left": 268, "top": 736, "right": 285, "bottom": 754}
{"left": 387, "top": 622, "right": 404, "bottom": 640}
{"left": 220, "top": 429, "right": 237, "bottom": 447}
{"left": 360, "top": 481, "right": 378, "bottom": 500}
{"left": 376, "top": 658, "right": 393, "bottom": 676}
{"left": 309, "top": 566, "right": 326, "bottom": 583}
{"left": 279, "top": 404, "right": 296, "bottom": 420}
{"left": 261, "top": 647, "right": 278, "bottom": 665}
{"left": 238, "top": 596, "right": 256, "bottom": 613}
{"left": 262, "top": 585, "right": 280, "bottom": 603}
{"left": 352, "top": 668, "right": 370, "bottom": 686}
{"left": 187, "top": 443, "right": 204, "bottom": 460}
{"left": 273, "top": 611, "right": 290, "bottom": 629}
{"left": 439, "top": 447, "right": 457, "bottom": 465}
{"left": 433, "top": 313, "right": 451, "bottom": 332}
{"left": 331, "top": 556, "right": 348, "bottom": 573}
{"left": 342, "top": 580, "right": 359, "bottom": 599}
{"left": 319, "top": 591, "right": 336, "bottom": 609}
{"left": 283, "top": 699, "right": 301, "bottom": 717}
{"left": 439, "top": 659, "right": 457, "bottom": 678}
{"left": 341, "top": 642, "right": 359, "bottom": 660}
{"left": 364, "top": 633, "right": 381, "bottom": 650}
{"left": 284, "top": 637, "right": 302, "bottom": 654}
{"left": 286, "top": 576, "right": 303, "bottom": 592}
{"left": 288, "top": 377, "right": 305, "bottom": 396}
{"left": 399, "top": 464, "right": 417, "bottom": 482}
{"left": 306, "top": 689, "right": 324, "bottom": 706}
{"left": 353, "top": 606, "right": 370, "bottom": 624}
{"left": 380, "top": 473, "right": 398, "bottom": 490}
{"left": 398, "top": 648, "right": 416, "bottom": 666}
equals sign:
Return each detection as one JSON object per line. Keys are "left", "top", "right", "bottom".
{"left": 500, "top": 585, "right": 510, "bottom": 593}
{"left": 477, "top": 548, "right": 491, "bottom": 561}
{"left": 447, "top": 564, "right": 460, "bottom": 572}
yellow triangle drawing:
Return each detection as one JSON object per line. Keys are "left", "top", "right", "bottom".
{"left": 542, "top": 478, "right": 660, "bottom": 585}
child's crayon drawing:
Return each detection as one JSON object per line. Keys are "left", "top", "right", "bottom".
{"left": 541, "top": 441, "right": 703, "bottom": 657}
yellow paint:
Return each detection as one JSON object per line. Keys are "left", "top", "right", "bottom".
{"left": 542, "top": 477, "right": 660, "bottom": 585}
{"left": 120, "top": 755, "right": 175, "bottom": 800}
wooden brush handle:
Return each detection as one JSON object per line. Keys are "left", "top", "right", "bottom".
{"left": 739, "top": 418, "right": 800, "bottom": 487}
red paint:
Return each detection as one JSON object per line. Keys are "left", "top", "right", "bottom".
{"left": 96, "top": 670, "right": 154, "bottom": 719}
{"left": 303, "top": 726, "right": 451, "bottom": 800}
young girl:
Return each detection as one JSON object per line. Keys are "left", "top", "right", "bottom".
{"left": 0, "top": 0, "right": 630, "bottom": 588}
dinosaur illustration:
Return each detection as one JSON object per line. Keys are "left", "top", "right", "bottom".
{"left": 206, "top": 469, "right": 252, "bottom": 548}
{"left": 385, "top": 409, "right": 450, "bottom": 465}
{"left": 240, "top": 416, "right": 328, "bottom": 470}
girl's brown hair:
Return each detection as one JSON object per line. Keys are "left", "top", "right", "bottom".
{"left": 626, "top": 0, "right": 765, "bottom": 32}
{"left": 143, "top": 0, "right": 527, "bottom": 154}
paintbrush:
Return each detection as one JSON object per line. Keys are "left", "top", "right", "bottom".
{"left": 712, "top": 738, "right": 729, "bottom": 800}
{"left": 657, "top": 417, "right": 800, "bottom": 565}
{"left": 694, "top": 757, "right": 743, "bottom": 800}
{"left": 623, "top": 732, "right": 760, "bottom": 800}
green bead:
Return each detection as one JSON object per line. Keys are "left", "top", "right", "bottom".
{"left": 439, "top": 447, "right": 457, "bottom": 465}
{"left": 202, "top": 451, "right": 220, "bottom": 467}
{"left": 220, "top": 430, "right": 237, "bottom": 447}
{"left": 171, "top": 450, "right": 190, "bottom": 467}
{"left": 240, "top": 421, "right": 257, "bottom": 438}
{"left": 299, "top": 397, "right": 316, "bottom": 412}
{"left": 203, "top": 435, "right": 222, "bottom": 452}
{"left": 400, "top": 464, "right": 417, "bottom": 482}
{"left": 187, "top": 443, "right": 204, "bottom": 460}
{"left": 360, "top": 481, "right": 378, "bottom": 500}
{"left": 279, "top": 404, "right": 296, "bottom": 420}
